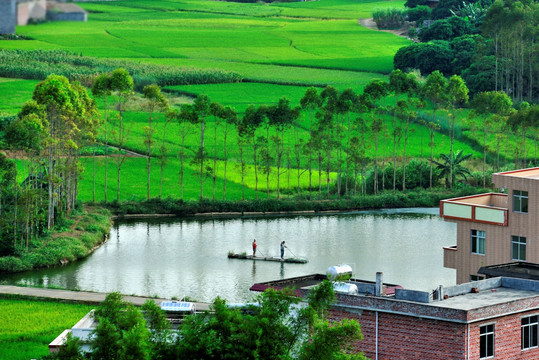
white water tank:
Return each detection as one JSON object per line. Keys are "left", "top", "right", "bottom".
{"left": 326, "top": 264, "right": 353, "bottom": 281}
{"left": 333, "top": 282, "right": 359, "bottom": 295}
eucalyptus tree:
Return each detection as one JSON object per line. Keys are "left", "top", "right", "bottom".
{"left": 143, "top": 84, "right": 168, "bottom": 200}
{"left": 355, "top": 93, "right": 373, "bottom": 196}
{"left": 110, "top": 68, "right": 134, "bottom": 202}
{"left": 337, "top": 88, "right": 357, "bottom": 196}
{"left": 0, "top": 152, "right": 18, "bottom": 252}
{"left": 445, "top": 75, "right": 469, "bottom": 189}
{"left": 180, "top": 94, "right": 210, "bottom": 200}
{"left": 239, "top": 104, "right": 266, "bottom": 199}
{"left": 389, "top": 70, "right": 418, "bottom": 192}
{"left": 320, "top": 86, "right": 339, "bottom": 198}
{"left": 471, "top": 91, "right": 513, "bottom": 186}
{"left": 309, "top": 126, "right": 326, "bottom": 200}
{"left": 5, "top": 104, "right": 47, "bottom": 244}
{"left": 158, "top": 109, "right": 173, "bottom": 199}
{"left": 174, "top": 108, "right": 195, "bottom": 200}
{"left": 421, "top": 71, "right": 447, "bottom": 189}
{"left": 71, "top": 81, "right": 99, "bottom": 209}
{"left": 91, "top": 73, "right": 112, "bottom": 202}
{"left": 300, "top": 87, "right": 322, "bottom": 200}
{"left": 210, "top": 102, "right": 225, "bottom": 201}
{"left": 222, "top": 105, "right": 238, "bottom": 201}
{"left": 363, "top": 80, "right": 389, "bottom": 195}
{"left": 508, "top": 102, "right": 538, "bottom": 168}
{"left": 31, "top": 75, "right": 97, "bottom": 228}
{"left": 267, "top": 97, "right": 300, "bottom": 199}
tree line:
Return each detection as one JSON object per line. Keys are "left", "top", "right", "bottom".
{"left": 393, "top": 0, "right": 539, "bottom": 103}
{"left": 44, "top": 281, "right": 366, "bottom": 360}
{"left": 3, "top": 66, "right": 538, "bottom": 256}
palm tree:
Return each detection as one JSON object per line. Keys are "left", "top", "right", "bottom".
{"left": 432, "top": 150, "right": 472, "bottom": 188}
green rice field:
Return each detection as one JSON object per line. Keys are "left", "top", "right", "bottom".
{"left": 0, "top": 298, "right": 93, "bottom": 360}
{"left": 1, "top": 0, "right": 510, "bottom": 202}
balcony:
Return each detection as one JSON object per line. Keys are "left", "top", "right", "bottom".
{"left": 440, "top": 193, "right": 508, "bottom": 226}
{"left": 443, "top": 245, "right": 457, "bottom": 269}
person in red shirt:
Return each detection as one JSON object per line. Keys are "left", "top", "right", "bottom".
{"left": 252, "top": 239, "right": 257, "bottom": 257}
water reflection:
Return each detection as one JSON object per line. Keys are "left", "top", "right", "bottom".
{"left": 1, "top": 208, "right": 456, "bottom": 303}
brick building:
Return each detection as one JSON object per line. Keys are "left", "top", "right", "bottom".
{"left": 441, "top": 167, "right": 539, "bottom": 283}
{"left": 252, "top": 274, "right": 539, "bottom": 360}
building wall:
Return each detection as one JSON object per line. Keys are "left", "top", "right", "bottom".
{"left": 0, "top": 0, "right": 16, "bottom": 34}
{"left": 330, "top": 307, "right": 539, "bottom": 360}
{"left": 16, "top": 0, "right": 47, "bottom": 25}
{"left": 17, "top": 2, "right": 29, "bottom": 25}
{"left": 453, "top": 220, "right": 509, "bottom": 283}
{"left": 450, "top": 171, "right": 539, "bottom": 283}
{"left": 468, "top": 311, "right": 539, "bottom": 360}
{"left": 330, "top": 308, "right": 467, "bottom": 359}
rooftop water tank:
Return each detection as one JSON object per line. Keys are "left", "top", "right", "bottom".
{"left": 327, "top": 264, "right": 353, "bottom": 281}
{"left": 332, "top": 282, "right": 359, "bottom": 295}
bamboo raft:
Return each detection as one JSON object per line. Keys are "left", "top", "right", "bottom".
{"left": 228, "top": 253, "right": 308, "bottom": 264}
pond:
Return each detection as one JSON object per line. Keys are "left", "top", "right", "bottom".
{"left": 2, "top": 208, "right": 456, "bottom": 303}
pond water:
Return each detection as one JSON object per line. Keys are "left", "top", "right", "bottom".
{"left": 2, "top": 208, "right": 457, "bottom": 303}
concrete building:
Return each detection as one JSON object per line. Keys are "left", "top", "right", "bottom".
{"left": 252, "top": 273, "right": 539, "bottom": 360}
{"left": 0, "top": 0, "right": 16, "bottom": 34}
{"left": 441, "top": 167, "right": 539, "bottom": 283}
{"left": 17, "top": 0, "right": 46, "bottom": 25}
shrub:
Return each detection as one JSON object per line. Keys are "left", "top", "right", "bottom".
{"left": 0, "top": 256, "right": 30, "bottom": 272}
{"left": 418, "top": 17, "right": 474, "bottom": 42}
{"left": 407, "top": 6, "right": 431, "bottom": 24}
{"left": 372, "top": 8, "right": 407, "bottom": 29}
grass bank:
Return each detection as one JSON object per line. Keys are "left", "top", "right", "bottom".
{"left": 0, "top": 206, "right": 112, "bottom": 273}
{"left": 103, "top": 187, "right": 486, "bottom": 216}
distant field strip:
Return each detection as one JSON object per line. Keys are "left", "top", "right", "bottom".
{"left": 7, "top": 0, "right": 409, "bottom": 78}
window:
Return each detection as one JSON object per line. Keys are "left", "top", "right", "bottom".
{"left": 512, "top": 236, "right": 527, "bottom": 261}
{"left": 480, "top": 324, "right": 495, "bottom": 358}
{"left": 471, "top": 230, "right": 485, "bottom": 255}
{"left": 470, "top": 275, "right": 485, "bottom": 281}
{"left": 513, "top": 190, "right": 529, "bottom": 213}
{"left": 522, "top": 315, "right": 538, "bottom": 350}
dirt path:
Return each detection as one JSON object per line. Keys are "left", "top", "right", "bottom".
{"left": 358, "top": 18, "right": 411, "bottom": 39}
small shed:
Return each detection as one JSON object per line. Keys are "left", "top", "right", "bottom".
{"left": 46, "top": 1, "right": 87, "bottom": 22}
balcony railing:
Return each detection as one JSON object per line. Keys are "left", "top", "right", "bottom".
{"left": 440, "top": 193, "right": 508, "bottom": 226}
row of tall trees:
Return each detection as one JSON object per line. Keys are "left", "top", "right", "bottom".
{"left": 89, "top": 69, "right": 531, "bottom": 203}
{"left": 482, "top": 0, "right": 539, "bottom": 102}
{"left": 0, "top": 74, "right": 98, "bottom": 255}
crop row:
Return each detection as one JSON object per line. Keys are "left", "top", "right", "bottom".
{"left": 0, "top": 49, "right": 242, "bottom": 90}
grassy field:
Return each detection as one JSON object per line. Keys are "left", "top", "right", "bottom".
{"left": 0, "top": 297, "right": 93, "bottom": 360}
{"left": 1, "top": 0, "right": 515, "bottom": 202}
{"left": 0, "top": 78, "right": 39, "bottom": 114}
{"left": 7, "top": 0, "right": 408, "bottom": 76}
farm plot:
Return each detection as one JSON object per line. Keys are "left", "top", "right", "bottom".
{"left": 0, "top": 298, "right": 92, "bottom": 360}
{"left": 11, "top": 0, "right": 409, "bottom": 75}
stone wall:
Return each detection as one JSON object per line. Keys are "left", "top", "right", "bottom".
{"left": 0, "top": 0, "right": 16, "bottom": 34}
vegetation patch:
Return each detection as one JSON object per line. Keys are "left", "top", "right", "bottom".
{"left": 0, "top": 207, "right": 112, "bottom": 273}
{"left": 0, "top": 298, "right": 92, "bottom": 360}
{"left": 0, "top": 49, "right": 242, "bottom": 90}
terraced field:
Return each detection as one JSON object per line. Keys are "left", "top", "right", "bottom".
{"left": 1, "top": 0, "right": 491, "bottom": 202}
